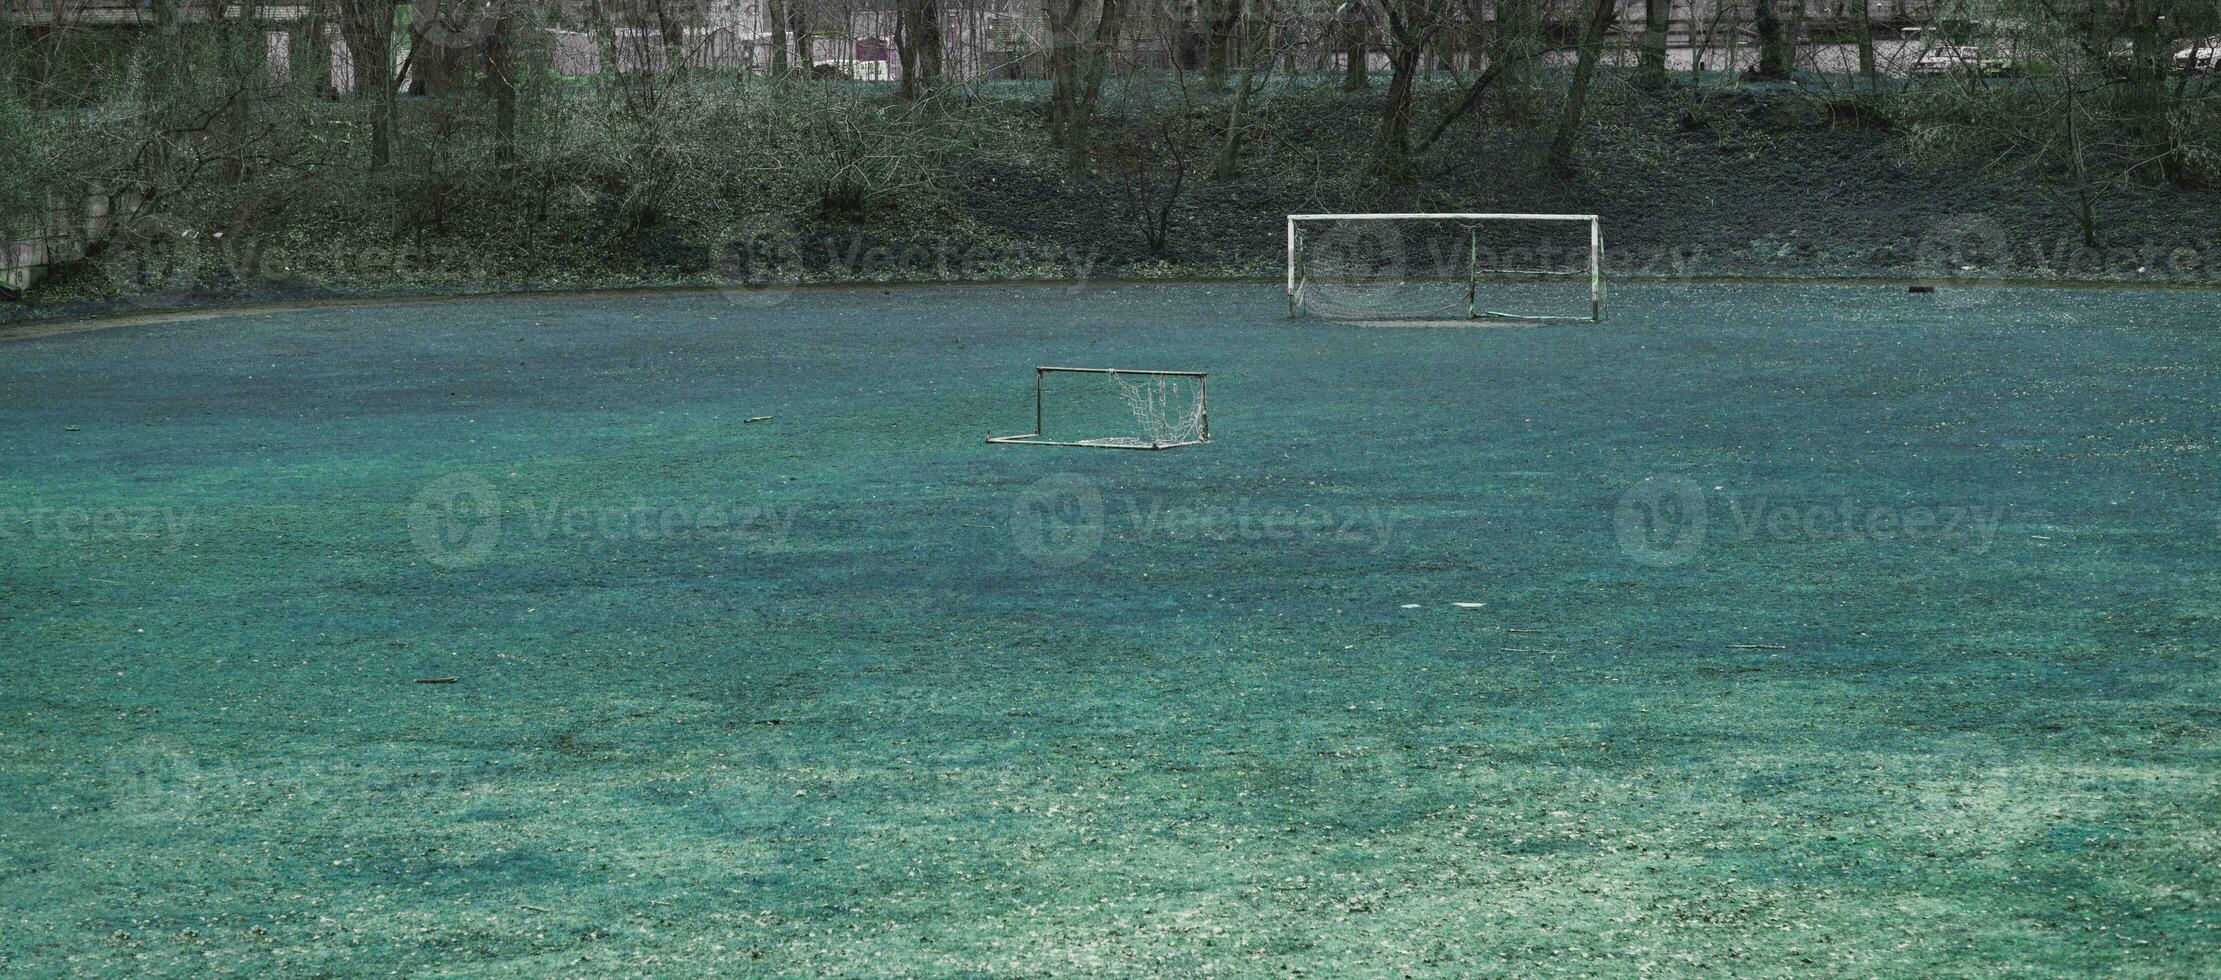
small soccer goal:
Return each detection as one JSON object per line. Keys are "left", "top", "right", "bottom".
{"left": 1287, "top": 213, "right": 1605, "bottom": 323}
{"left": 986, "top": 367, "right": 1209, "bottom": 450}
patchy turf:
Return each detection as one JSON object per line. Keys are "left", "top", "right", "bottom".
{"left": 2, "top": 282, "right": 2218, "bottom": 975}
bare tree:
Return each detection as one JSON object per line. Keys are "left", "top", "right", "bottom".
{"left": 2120, "top": 0, "right": 2184, "bottom": 183}
{"left": 1751, "top": 0, "right": 1793, "bottom": 80}
{"left": 409, "top": 0, "right": 468, "bottom": 94}
{"left": 1374, "top": 0, "right": 1452, "bottom": 172}
{"left": 293, "top": 0, "right": 337, "bottom": 98}
{"left": 789, "top": 0, "right": 811, "bottom": 72}
{"left": 1203, "top": 0, "right": 1242, "bottom": 89}
{"left": 1852, "top": 0, "right": 1877, "bottom": 89}
{"left": 768, "top": 0, "right": 790, "bottom": 75}
{"left": 1637, "top": 0, "right": 1670, "bottom": 89}
{"left": 1364, "top": 0, "right": 1548, "bottom": 175}
{"left": 1046, "top": 0, "right": 1125, "bottom": 170}
{"left": 1337, "top": 0, "right": 1370, "bottom": 90}
{"left": 1544, "top": 0, "right": 1617, "bottom": 176}
{"left": 652, "top": 0, "right": 690, "bottom": 76}
{"left": 898, "top": 0, "right": 944, "bottom": 98}
{"left": 1211, "top": 0, "right": 1298, "bottom": 179}
{"left": 339, "top": 0, "right": 400, "bottom": 170}
{"left": 484, "top": 0, "right": 523, "bottom": 164}
{"left": 1491, "top": 0, "right": 1541, "bottom": 108}
{"left": 1898, "top": 0, "right": 2211, "bottom": 246}
{"left": 1107, "top": 117, "right": 1187, "bottom": 248}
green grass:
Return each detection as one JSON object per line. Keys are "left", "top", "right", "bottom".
{"left": 2, "top": 282, "right": 2218, "bottom": 975}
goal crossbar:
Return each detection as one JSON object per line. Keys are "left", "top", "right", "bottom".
{"left": 1286, "top": 213, "right": 1601, "bottom": 221}
{"left": 1286, "top": 212, "right": 1605, "bottom": 322}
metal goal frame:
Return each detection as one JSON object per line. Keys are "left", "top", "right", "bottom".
{"left": 1286, "top": 212, "right": 1605, "bottom": 323}
{"left": 985, "top": 366, "right": 1211, "bottom": 450}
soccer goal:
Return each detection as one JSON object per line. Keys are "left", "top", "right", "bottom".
{"left": 986, "top": 367, "right": 1209, "bottom": 450}
{"left": 1287, "top": 213, "right": 1604, "bottom": 323}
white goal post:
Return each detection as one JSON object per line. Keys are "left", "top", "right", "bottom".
{"left": 986, "top": 367, "right": 1210, "bottom": 450}
{"left": 1287, "top": 212, "right": 1605, "bottom": 323}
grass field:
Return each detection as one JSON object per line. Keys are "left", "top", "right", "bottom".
{"left": 3, "top": 282, "right": 2218, "bottom": 975}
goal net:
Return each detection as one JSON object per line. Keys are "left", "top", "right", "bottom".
{"left": 1287, "top": 213, "right": 1604, "bottom": 323}
{"left": 987, "top": 367, "right": 1210, "bottom": 450}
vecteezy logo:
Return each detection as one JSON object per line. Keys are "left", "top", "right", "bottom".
{"left": 715, "top": 213, "right": 804, "bottom": 309}
{"left": 410, "top": 3, "right": 487, "bottom": 53}
{"left": 101, "top": 738, "right": 206, "bottom": 816}
{"left": 1010, "top": 473, "right": 1105, "bottom": 569}
{"left": 111, "top": 210, "right": 214, "bottom": 311}
{"left": 407, "top": 472, "right": 502, "bottom": 568}
{"left": 1915, "top": 213, "right": 2010, "bottom": 309}
{"left": 1614, "top": 476, "right": 1708, "bottom": 567}
{"left": 1300, "top": 219, "right": 1411, "bottom": 320}
{"left": 690, "top": 745, "right": 811, "bottom": 835}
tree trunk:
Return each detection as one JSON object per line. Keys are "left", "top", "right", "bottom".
{"left": 2125, "top": 0, "right": 2182, "bottom": 183}
{"left": 1203, "top": 0, "right": 1240, "bottom": 90}
{"left": 1213, "top": 70, "right": 1255, "bottom": 179}
{"left": 656, "top": 0, "right": 687, "bottom": 76}
{"left": 339, "top": 0, "right": 397, "bottom": 170}
{"left": 408, "top": 0, "right": 456, "bottom": 94}
{"left": 1341, "top": 12, "right": 1367, "bottom": 90}
{"left": 213, "top": 3, "right": 254, "bottom": 182}
{"left": 293, "top": 0, "right": 335, "bottom": 97}
{"left": 485, "top": 0, "right": 518, "bottom": 164}
{"left": 767, "top": 0, "right": 788, "bottom": 75}
{"left": 1853, "top": 0, "right": 1876, "bottom": 87}
{"left": 1047, "top": 0, "right": 1122, "bottom": 170}
{"left": 1379, "top": 41, "right": 1421, "bottom": 170}
{"left": 1375, "top": 0, "right": 1450, "bottom": 178}
{"left": 2063, "top": 80, "right": 2100, "bottom": 248}
{"left": 588, "top": 0, "right": 621, "bottom": 82}
{"left": 9, "top": 23, "right": 46, "bottom": 108}
{"left": 1047, "top": 0, "right": 1072, "bottom": 132}
{"left": 1212, "top": 0, "right": 1275, "bottom": 180}
{"left": 1494, "top": 0, "right": 1536, "bottom": 97}
{"left": 898, "top": 0, "right": 942, "bottom": 98}
{"left": 1545, "top": 0, "right": 1616, "bottom": 177}
{"left": 148, "top": 0, "right": 186, "bottom": 106}
{"left": 413, "top": 0, "right": 488, "bottom": 94}
{"left": 1637, "top": 0, "right": 1669, "bottom": 89}
{"left": 789, "top": 0, "right": 810, "bottom": 72}
{"left": 1751, "top": 0, "right": 1792, "bottom": 79}
{"left": 1722, "top": 0, "right": 1740, "bottom": 81}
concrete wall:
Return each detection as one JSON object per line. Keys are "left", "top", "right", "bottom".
{"left": 0, "top": 189, "right": 138, "bottom": 297}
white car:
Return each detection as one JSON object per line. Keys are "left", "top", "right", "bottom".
{"left": 2175, "top": 37, "right": 2221, "bottom": 75}
{"left": 1912, "top": 46, "right": 2015, "bottom": 78}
